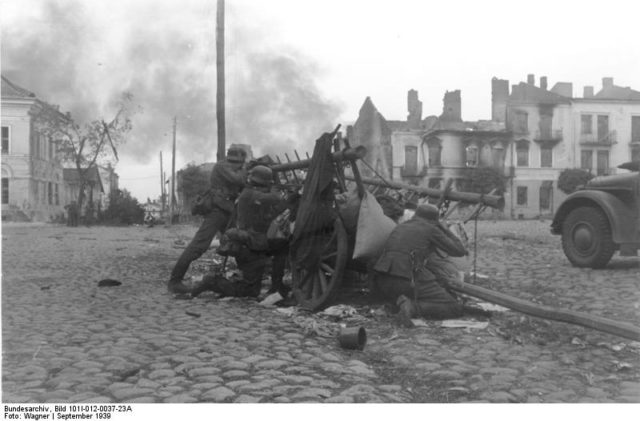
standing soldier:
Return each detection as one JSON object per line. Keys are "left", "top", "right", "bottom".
{"left": 372, "top": 203, "right": 489, "bottom": 326}
{"left": 167, "top": 146, "right": 247, "bottom": 294}
{"left": 192, "top": 165, "right": 296, "bottom": 298}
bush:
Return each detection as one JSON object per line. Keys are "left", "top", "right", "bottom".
{"left": 461, "top": 167, "right": 507, "bottom": 195}
{"left": 101, "top": 189, "right": 145, "bottom": 225}
{"left": 558, "top": 169, "right": 594, "bottom": 194}
{"left": 178, "top": 163, "right": 210, "bottom": 208}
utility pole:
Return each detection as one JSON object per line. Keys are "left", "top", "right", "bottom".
{"left": 170, "top": 117, "right": 177, "bottom": 225}
{"left": 216, "top": 0, "right": 226, "bottom": 162}
{"left": 159, "top": 151, "right": 165, "bottom": 215}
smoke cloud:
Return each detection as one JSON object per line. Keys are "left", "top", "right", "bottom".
{"left": 1, "top": 0, "right": 343, "bottom": 166}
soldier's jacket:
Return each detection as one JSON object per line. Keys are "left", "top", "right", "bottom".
{"left": 209, "top": 161, "right": 247, "bottom": 213}
{"left": 373, "top": 217, "right": 467, "bottom": 281}
{"left": 236, "top": 186, "right": 288, "bottom": 251}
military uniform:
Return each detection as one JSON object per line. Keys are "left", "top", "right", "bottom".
{"left": 372, "top": 214, "right": 469, "bottom": 320}
{"left": 221, "top": 184, "right": 290, "bottom": 297}
{"left": 168, "top": 154, "right": 247, "bottom": 293}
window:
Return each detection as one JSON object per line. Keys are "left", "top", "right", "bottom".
{"left": 513, "top": 111, "right": 528, "bottom": 133}
{"left": 516, "top": 142, "right": 529, "bottom": 167}
{"left": 2, "top": 178, "right": 8, "bottom": 204}
{"left": 581, "top": 115, "right": 593, "bottom": 134}
{"left": 539, "top": 181, "right": 553, "bottom": 211}
{"left": 632, "top": 146, "right": 640, "bottom": 162}
{"left": 597, "top": 115, "right": 609, "bottom": 141}
{"left": 404, "top": 146, "right": 418, "bottom": 175}
{"left": 581, "top": 150, "right": 593, "bottom": 171}
{"left": 517, "top": 186, "right": 528, "bottom": 206}
{"left": 427, "top": 143, "right": 442, "bottom": 167}
{"left": 48, "top": 182, "right": 53, "bottom": 205}
{"left": 540, "top": 145, "right": 553, "bottom": 168}
{"left": 597, "top": 150, "right": 609, "bottom": 175}
{"left": 1, "top": 126, "right": 9, "bottom": 154}
{"left": 428, "top": 178, "right": 441, "bottom": 189}
{"left": 465, "top": 146, "right": 478, "bottom": 167}
{"left": 55, "top": 184, "right": 59, "bottom": 206}
{"left": 632, "top": 116, "right": 640, "bottom": 143}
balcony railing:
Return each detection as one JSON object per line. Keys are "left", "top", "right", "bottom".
{"left": 579, "top": 130, "right": 617, "bottom": 146}
{"left": 533, "top": 129, "right": 563, "bottom": 143}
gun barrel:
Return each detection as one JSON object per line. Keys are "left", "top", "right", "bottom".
{"left": 270, "top": 146, "right": 367, "bottom": 173}
{"left": 348, "top": 175, "right": 504, "bottom": 209}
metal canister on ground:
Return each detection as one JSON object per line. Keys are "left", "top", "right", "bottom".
{"left": 338, "top": 326, "right": 367, "bottom": 350}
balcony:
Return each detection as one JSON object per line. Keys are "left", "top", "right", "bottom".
{"left": 579, "top": 130, "right": 617, "bottom": 146}
{"left": 533, "top": 129, "right": 563, "bottom": 144}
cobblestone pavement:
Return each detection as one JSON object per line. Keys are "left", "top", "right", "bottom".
{"left": 2, "top": 220, "right": 639, "bottom": 403}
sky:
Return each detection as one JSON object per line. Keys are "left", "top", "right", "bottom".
{"left": 2, "top": 0, "right": 639, "bottom": 202}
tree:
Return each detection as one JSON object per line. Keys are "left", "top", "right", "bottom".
{"left": 177, "top": 163, "right": 210, "bottom": 208}
{"left": 462, "top": 167, "right": 507, "bottom": 195}
{"left": 102, "top": 189, "right": 145, "bottom": 225}
{"left": 33, "top": 93, "right": 135, "bottom": 214}
{"left": 558, "top": 168, "right": 594, "bottom": 194}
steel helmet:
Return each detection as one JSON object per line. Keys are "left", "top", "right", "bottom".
{"left": 248, "top": 165, "right": 273, "bottom": 186}
{"left": 414, "top": 203, "right": 439, "bottom": 221}
{"left": 227, "top": 146, "right": 247, "bottom": 163}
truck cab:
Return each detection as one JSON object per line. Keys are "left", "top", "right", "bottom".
{"left": 551, "top": 164, "right": 640, "bottom": 268}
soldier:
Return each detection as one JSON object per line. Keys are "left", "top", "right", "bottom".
{"left": 192, "top": 165, "right": 295, "bottom": 298}
{"left": 372, "top": 203, "right": 489, "bottom": 326}
{"left": 65, "top": 201, "right": 79, "bottom": 227}
{"left": 167, "top": 146, "right": 247, "bottom": 294}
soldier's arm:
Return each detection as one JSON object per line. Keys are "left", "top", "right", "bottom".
{"left": 431, "top": 224, "right": 468, "bottom": 257}
{"left": 211, "top": 164, "right": 247, "bottom": 188}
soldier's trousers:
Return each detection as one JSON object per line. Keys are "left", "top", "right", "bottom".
{"left": 169, "top": 207, "right": 230, "bottom": 284}
{"left": 373, "top": 272, "right": 464, "bottom": 320}
{"left": 230, "top": 239, "right": 289, "bottom": 297}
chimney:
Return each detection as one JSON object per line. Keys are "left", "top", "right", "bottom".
{"left": 583, "top": 86, "right": 594, "bottom": 98}
{"left": 602, "top": 77, "right": 614, "bottom": 89}
{"left": 491, "top": 77, "right": 509, "bottom": 123}
{"left": 441, "top": 90, "right": 462, "bottom": 122}
{"left": 407, "top": 89, "right": 423, "bottom": 129}
{"left": 540, "top": 76, "right": 548, "bottom": 90}
{"left": 527, "top": 74, "right": 535, "bottom": 85}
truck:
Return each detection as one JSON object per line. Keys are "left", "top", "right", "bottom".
{"left": 551, "top": 162, "right": 640, "bottom": 268}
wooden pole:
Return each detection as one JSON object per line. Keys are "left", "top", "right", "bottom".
{"left": 170, "top": 117, "right": 177, "bottom": 225}
{"left": 216, "top": 0, "right": 226, "bottom": 162}
{"left": 159, "top": 151, "right": 165, "bottom": 215}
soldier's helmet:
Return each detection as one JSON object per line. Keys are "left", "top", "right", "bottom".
{"left": 227, "top": 146, "right": 247, "bottom": 163}
{"left": 248, "top": 165, "right": 274, "bottom": 187}
{"left": 414, "top": 203, "right": 439, "bottom": 221}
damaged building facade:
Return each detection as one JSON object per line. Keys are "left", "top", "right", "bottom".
{"left": 348, "top": 75, "right": 640, "bottom": 219}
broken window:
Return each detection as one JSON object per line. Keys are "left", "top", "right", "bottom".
{"left": 581, "top": 114, "right": 593, "bottom": 134}
{"left": 516, "top": 142, "right": 529, "bottom": 167}
{"left": 513, "top": 111, "right": 529, "bottom": 133}
{"left": 581, "top": 150, "right": 593, "bottom": 171}
{"left": 597, "top": 115, "right": 609, "bottom": 142}
{"left": 491, "top": 144, "right": 505, "bottom": 168}
{"left": 517, "top": 186, "right": 528, "bottom": 206}
{"left": 540, "top": 145, "right": 553, "bottom": 168}
{"left": 465, "top": 146, "right": 478, "bottom": 167}
{"left": 404, "top": 146, "right": 418, "bottom": 175}
{"left": 428, "top": 144, "right": 442, "bottom": 167}
{"left": 597, "top": 150, "right": 609, "bottom": 175}
{"left": 539, "top": 181, "right": 553, "bottom": 211}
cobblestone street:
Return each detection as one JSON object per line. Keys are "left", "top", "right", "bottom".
{"left": 2, "top": 220, "right": 639, "bottom": 403}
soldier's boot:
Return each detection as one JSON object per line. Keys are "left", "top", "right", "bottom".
{"left": 167, "top": 280, "right": 192, "bottom": 294}
{"left": 396, "top": 295, "right": 416, "bottom": 328}
{"left": 191, "top": 274, "right": 221, "bottom": 298}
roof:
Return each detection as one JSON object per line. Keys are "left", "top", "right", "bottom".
{"left": 509, "top": 82, "right": 571, "bottom": 104}
{"left": 1, "top": 75, "right": 36, "bottom": 99}
{"left": 63, "top": 167, "right": 104, "bottom": 192}
{"left": 594, "top": 85, "right": 640, "bottom": 101}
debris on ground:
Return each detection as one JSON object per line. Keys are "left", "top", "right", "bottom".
{"left": 185, "top": 311, "right": 201, "bottom": 318}
{"left": 440, "top": 320, "right": 489, "bottom": 329}
{"left": 259, "top": 292, "right": 284, "bottom": 307}
{"left": 476, "top": 302, "right": 509, "bottom": 312}
{"left": 321, "top": 304, "right": 358, "bottom": 318}
{"left": 98, "top": 279, "right": 122, "bottom": 287}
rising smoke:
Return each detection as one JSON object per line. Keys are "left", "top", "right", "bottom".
{"left": 1, "top": 0, "right": 343, "bottom": 165}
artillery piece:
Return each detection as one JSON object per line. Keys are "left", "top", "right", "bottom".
{"left": 265, "top": 127, "right": 504, "bottom": 311}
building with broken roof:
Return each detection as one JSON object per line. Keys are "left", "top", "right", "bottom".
{"left": 348, "top": 74, "right": 640, "bottom": 219}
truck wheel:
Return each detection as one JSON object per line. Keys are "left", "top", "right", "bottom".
{"left": 561, "top": 206, "right": 615, "bottom": 268}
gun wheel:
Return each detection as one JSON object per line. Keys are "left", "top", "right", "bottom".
{"left": 291, "top": 218, "right": 348, "bottom": 311}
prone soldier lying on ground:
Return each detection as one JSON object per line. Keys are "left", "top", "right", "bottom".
{"left": 191, "top": 165, "right": 300, "bottom": 299}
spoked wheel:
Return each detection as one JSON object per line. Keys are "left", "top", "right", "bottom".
{"left": 291, "top": 218, "right": 349, "bottom": 311}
